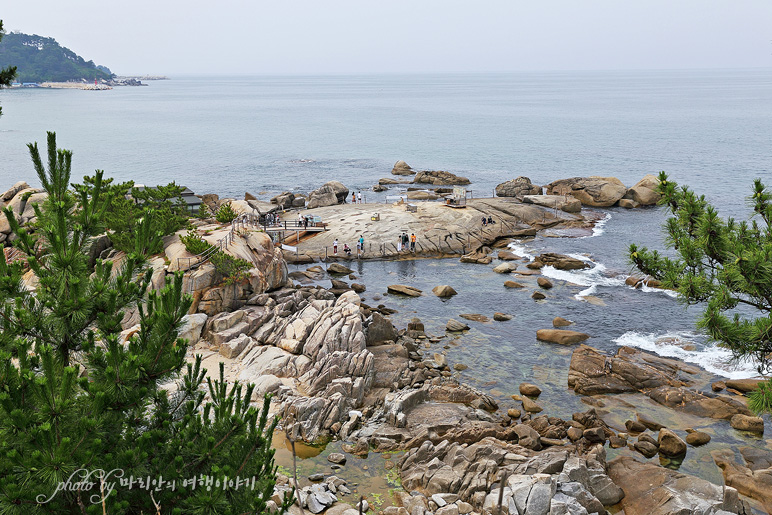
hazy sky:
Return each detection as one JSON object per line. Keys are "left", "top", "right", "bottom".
{"left": 2, "top": 1, "right": 771, "bottom": 75}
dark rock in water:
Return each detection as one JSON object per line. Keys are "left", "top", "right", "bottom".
{"left": 711, "top": 381, "right": 726, "bottom": 392}
{"left": 493, "top": 312, "right": 512, "bottom": 321}
{"left": 636, "top": 412, "right": 665, "bottom": 431}
{"left": 537, "top": 252, "right": 590, "bottom": 270}
{"left": 537, "top": 277, "right": 553, "bottom": 289}
{"left": 446, "top": 319, "right": 469, "bottom": 332}
{"left": 244, "top": 191, "right": 257, "bottom": 201}
{"left": 633, "top": 440, "right": 658, "bottom": 458}
{"left": 531, "top": 291, "right": 546, "bottom": 300}
{"left": 638, "top": 433, "right": 658, "bottom": 447}
{"left": 730, "top": 414, "right": 764, "bottom": 434}
{"left": 327, "top": 452, "right": 346, "bottom": 465}
{"left": 504, "top": 280, "right": 525, "bottom": 288}
{"left": 387, "top": 284, "right": 422, "bottom": 297}
{"left": 308, "top": 473, "right": 325, "bottom": 481}
{"left": 459, "top": 313, "right": 490, "bottom": 323}
{"left": 519, "top": 383, "right": 542, "bottom": 397}
{"left": 658, "top": 428, "right": 687, "bottom": 457}
{"left": 553, "top": 316, "right": 573, "bottom": 327}
{"left": 685, "top": 431, "right": 711, "bottom": 447}
{"left": 609, "top": 435, "right": 627, "bottom": 448}
{"left": 351, "top": 283, "right": 366, "bottom": 293}
{"left": 625, "top": 420, "right": 646, "bottom": 433}
{"left": 327, "top": 263, "right": 354, "bottom": 275}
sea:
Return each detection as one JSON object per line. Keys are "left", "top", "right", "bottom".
{"left": 1, "top": 70, "right": 771, "bottom": 487}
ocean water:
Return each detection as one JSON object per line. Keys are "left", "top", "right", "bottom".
{"left": 2, "top": 71, "right": 772, "bottom": 486}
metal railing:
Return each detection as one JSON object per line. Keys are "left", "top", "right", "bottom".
{"left": 176, "top": 212, "right": 261, "bottom": 273}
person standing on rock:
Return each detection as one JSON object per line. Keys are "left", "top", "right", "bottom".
{"left": 402, "top": 232, "right": 409, "bottom": 252}
{"left": 357, "top": 235, "right": 363, "bottom": 256}
{"left": 396, "top": 234, "right": 402, "bottom": 252}
{"left": 358, "top": 191, "right": 363, "bottom": 204}
{"left": 333, "top": 239, "right": 338, "bottom": 254}
{"left": 410, "top": 233, "right": 416, "bottom": 252}
{"left": 351, "top": 191, "right": 355, "bottom": 204}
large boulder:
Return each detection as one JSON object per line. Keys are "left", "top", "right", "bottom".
{"left": 495, "top": 177, "right": 541, "bottom": 200}
{"left": 522, "top": 194, "right": 582, "bottom": 213}
{"left": 307, "top": 181, "right": 349, "bottom": 209}
{"left": 608, "top": 456, "right": 748, "bottom": 515}
{"left": 0, "top": 181, "right": 30, "bottom": 203}
{"left": 624, "top": 174, "right": 661, "bottom": 206}
{"left": 365, "top": 313, "right": 398, "bottom": 345}
{"left": 546, "top": 177, "right": 628, "bottom": 207}
{"left": 412, "top": 171, "right": 470, "bottom": 186}
{"left": 271, "top": 191, "right": 295, "bottom": 208}
{"left": 536, "top": 253, "right": 590, "bottom": 270}
{"left": 657, "top": 429, "right": 687, "bottom": 457}
{"left": 392, "top": 160, "right": 415, "bottom": 175}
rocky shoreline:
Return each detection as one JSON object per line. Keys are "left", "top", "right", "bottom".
{"left": 2, "top": 169, "right": 771, "bottom": 514}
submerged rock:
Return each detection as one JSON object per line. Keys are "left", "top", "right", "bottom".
{"left": 387, "top": 284, "right": 422, "bottom": 297}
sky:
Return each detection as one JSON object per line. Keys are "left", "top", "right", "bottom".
{"left": 2, "top": 1, "right": 771, "bottom": 76}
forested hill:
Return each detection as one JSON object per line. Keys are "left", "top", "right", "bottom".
{"left": 0, "top": 32, "right": 114, "bottom": 83}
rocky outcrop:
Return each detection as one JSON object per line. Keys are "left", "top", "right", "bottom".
{"left": 535, "top": 253, "right": 589, "bottom": 270}
{"left": 569, "top": 345, "right": 753, "bottom": 420}
{"left": 624, "top": 174, "right": 661, "bottom": 206}
{"left": 713, "top": 447, "right": 772, "bottom": 513}
{"left": 546, "top": 176, "right": 628, "bottom": 207}
{"left": 522, "top": 194, "right": 582, "bottom": 213}
{"left": 392, "top": 160, "right": 415, "bottom": 175}
{"left": 608, "top": 456, "right": 749, "bottom": 515}
{"left": 400, "top": 438, "right": 621, "bottom": 511}
{"left": 307, "top": 181, "right": 349, "bottom": 209}
{"left": 495, "top": 177, "right": 541, "bottom": 200}
{"left": 365, "top": 312, "right": 398, "bottom": 345}
{"left": 271, "top": 191, "right": 297, "bottom": 209}
{"left": 413, "top": 171, "right": 470, "bottom": 186}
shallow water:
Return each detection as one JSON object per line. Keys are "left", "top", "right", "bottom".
{"left": 284, "top": 206, "right": 771, "bottom": 495}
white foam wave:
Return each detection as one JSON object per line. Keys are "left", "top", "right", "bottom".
{"left": 507, "top": 242, "right": 535, "bottom": 261}
{"left": 541, "top": 262, "right": 627, "bottom": 290}
{"left": 640, "top": 283, "right": 679, "bottom": 298}
{"left": 613, "top": 331, "right": 761, "bottom": 379}
{"left": 581, "top": 213, "right": 611, "bottom": 238}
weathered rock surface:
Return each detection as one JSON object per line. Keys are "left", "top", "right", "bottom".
{"left": 713, "top": 447, "right": 772, "bottom": 513}
{"left": 413, "top": 170, "right": 470, "bottom": 186}
{"left": 730, "top": 414, "right": 764, "bottom": 434}
{"left": 307, "top": 181, "right": 349, "bottom": 209}
{"left": 657, "top": 428, "right": 687, "bottom": 457}
{"left": 624, "top": 174, "right": 661, "bottom": 206}
{"left": 387, "top": 284, "right": 422, "bottom": 297}
{"left": 432, "top": 285, "right": 458, "bottom": 298}
{"left": 365, "top": 312, "right": 398, "bottom": 345}
{"left": 546, "top": 176, "right": 628, "bottom": 207}
{"left": 536, "top": 253, "right": 590, "bottom": 270}
{"left": 392, "top": 160, "right": 415, "bottom": 175}
{"left": 504, "top": 280, "right": 525, "bottom": 288}
{"left": 523, "top": 194, "right": 582, "bottom": 213}
{"left": 446, "top": 319, "right": 470, "bottom": 332}
{"left": 608, "top": 455, "right": 749, "bottom": 515}
{"left": 569, "top": 345, "right": 753, "bottom": 421}
{"left": 495, "top": 177, "right": 541, "bottom": 199}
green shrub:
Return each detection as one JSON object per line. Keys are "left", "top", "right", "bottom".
{"left": 180, "top": 229, "right": 212, "bottom": 255}
{"left": 197, "top": 202, "right": 210, "bottom": 219}
{"left": 216, "top": 202, "right": 238, "bottom": 223}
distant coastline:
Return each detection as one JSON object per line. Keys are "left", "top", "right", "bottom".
{"left": 9, "top": 76, "right": 169, "bottom": 90}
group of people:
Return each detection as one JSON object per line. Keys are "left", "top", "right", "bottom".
{"left": 350, "top": 191, "right": 364, "bottom": 204}
{"left": 332, "top": 235, "right": 365, "bottom": 257}
{"left": 297, "top": 212, "right": 311, "bottom": 228}
{"left": 264, "top": 212, "right": 280, "bottom": 226}
{"left": 482, "top": 215, "right": 496, "bottom": 226}
{"left": 397, "top": 232, "right": 416, "bottom": 252}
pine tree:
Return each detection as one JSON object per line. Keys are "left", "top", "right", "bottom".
{"left": 0, "top": 20, "right": 19, "bottom": 118}
{"left": 0, "top": 132, "right": 292, "bottom": 514}
{"left": 630, "top": 172, "right": 772, "bottom": 414}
